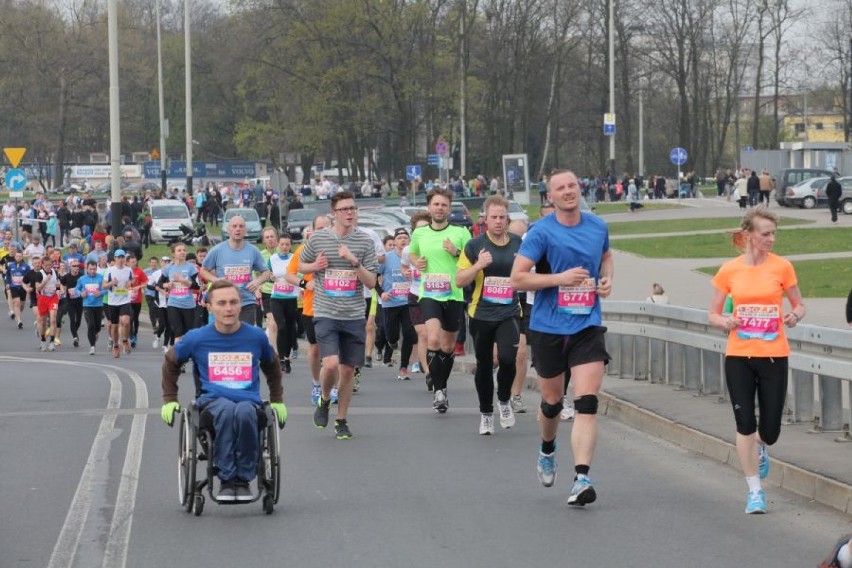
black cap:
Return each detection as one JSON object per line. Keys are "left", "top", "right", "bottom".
{"left": 394, "top": 227, "right": 409, "bottom": 237}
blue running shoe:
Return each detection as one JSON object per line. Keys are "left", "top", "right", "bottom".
{"left": 331, "top": 387, "right": 339, "bottom": 404}
{"left": 567, "top": 475, "right": 597, "bottom": 506}
{"left": 536, "top": 451, "right": 557, "bottom": 487}
{"left": 758, "top": 443, "right": 769, "bottom": 479}
{"left": 745, "top": 490, "right": 766, "bottom": 514}
{"left": 311, "top": 385, "right": 322, "bottom": 406}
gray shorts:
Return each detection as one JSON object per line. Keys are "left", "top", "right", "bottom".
{"left": 314, "top": 317, "right": 366, "bottom": 367}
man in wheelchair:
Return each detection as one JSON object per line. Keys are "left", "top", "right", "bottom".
{"left": 161, "top": 279, "right": 287, "bottom": 502}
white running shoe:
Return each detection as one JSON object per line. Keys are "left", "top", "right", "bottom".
{"left": 498, "top": 402, "right": 515, "bottom": 428}
{"left": 162, "top": 345, "right": 169, "bottom": 354}
{"left": 561, "top": 397, "right": 575, "bottom": 421}
{"left": 89, "top": 346, "right": 96, "bottom": 355}
{"left": 47, "top": 342, "right": 55, "bottom": 352}
{"left": 152, "top": 337, "right": 160, "bottom": 349}
{"left": 479, "top": 413, "right": 494, "bottom": 435}
{"left": 39, "top": 341, "right": 47, "bottom": 351}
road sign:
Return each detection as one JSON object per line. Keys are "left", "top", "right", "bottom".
{"left": 406, "top": 165, "right": 422, "bottom": 181}
{"left": 742, "top": 146, "right": 755, "bottom": 153}
{"left": 435, "top": 139, "right": 449, "bottom": 157}
{"left": 669, "top": 147, "right": 688, "bottom": 166}
{"left": 427, "top": 154, "right": 440, "bottom": 166}
{"left": 5, "top": 168, "right": 27, "bottom": 191}
{"left": 603, "top": 123, "right": 616, "bottom": 136}
{"left": 603, "top": 113, "right": 616, "bottom": 136}
{"left": 3, "top": 147, "right": 26, "bottom": 168}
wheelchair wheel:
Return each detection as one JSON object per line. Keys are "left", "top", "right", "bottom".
{"left": 177, "top": 409, "right": 193, "bottom": 508}
{"left": 262, "top": 413, "right": 281, "bottom": 504}
{"left": 193, "top": 494, "right": 204, "bottom": 516}
{"left": 263, "top": 494, "right": 274, "bottom": 515}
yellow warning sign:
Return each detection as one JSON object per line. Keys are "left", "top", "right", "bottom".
{"left": 4, "top": 148, "right": 26, "bottom": 168}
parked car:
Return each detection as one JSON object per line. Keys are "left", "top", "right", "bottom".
{"left": 125, "top": 181, "right": 162, "bottom": 194}
{"left": 784, "top": 177, "right": 830, "bottom": 209}
{"left": 358, "top": 207, "right": 411, "bottom": 226}
{"left": 449, "top": 202, "right": 473, "bottom": 229}
{"left": 94, "top": 180, "right": 130, "bottom": 193}
{"left": 221, "top": 208, "right": 263, "bottom": 242}
{"left": 147, "top": 199, "right": 194, "bottom": 244}
{"left": 837, "top": 177, "right": 852, "bottom": 215}
{"left": 775, "top": 168, "right": 834, "bottom": 206}
{"left": 285, "top": 208, "right": 321, "bottom": 241}
{"left": 506, "top": 200, "right": 530, "bottom": 222}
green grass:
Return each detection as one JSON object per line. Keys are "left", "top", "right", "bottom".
{"left": 608, "top": 217, "right": 810, "bottom": 236}
{"left": 589, "top": 202, "right": 687, "bottom": 215}
{"left": 611, "top": 227, "right": 852, "bottom": 258}
{"left": 697, "top": 258, "right": 852, "bottom": 298}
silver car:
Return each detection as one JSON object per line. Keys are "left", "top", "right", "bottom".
{"left": 784, "top": 176, "right": 830, "bottom": 209}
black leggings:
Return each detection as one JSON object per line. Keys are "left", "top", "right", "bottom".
{"left": 270, "top": 298, "right": 298, "bottom": 358}
{"left": 146, "top": 296, "right": 160, "bottom": 329}
{"left": 725, "top": 355, "right": 788, "bottom": 445}
{"left": 470, "top": 316, "right": 520, "bottom": 414}
{"left": 83, "top": 306, "right": 103, "bottom": 347}
{"left": 154, "top": 305, "right": 174, "bottom": 346}
{"left": 382, "top": 304, "right": 417, "bottom": 367}
{"left": 59, "top": 298, "right": 83, "bottom": 338}
{"left": 168, "top": 306, "right": 196, "bottom": 338}
{"left": 131, "top": 303, "right": 142, "bottom": 338}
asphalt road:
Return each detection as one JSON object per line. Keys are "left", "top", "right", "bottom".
{"left": 0, "top": 318, "right": 847, "bottom": 568}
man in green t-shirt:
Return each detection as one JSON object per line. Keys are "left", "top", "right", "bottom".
{"left": 409, "top": 188, "right": 471, "bottom": 413}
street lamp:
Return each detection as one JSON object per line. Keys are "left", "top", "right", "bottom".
{"left": 608, "top": 0, "right": 615, "bottom": 179}
{"left": 156, "top": 0, "right": 167, "bottom": 194}
{"left": 107, "top": 0, "right": 122, "bottom": 237}
{"left": 184, "top": 0, "right": 193, "bottom": 196}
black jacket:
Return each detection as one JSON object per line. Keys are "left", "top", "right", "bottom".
{"left": 826, "top": 178, "right": 842, "bottom": 201}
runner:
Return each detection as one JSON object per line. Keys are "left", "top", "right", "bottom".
{"left": 707, "top": 205, "right": 806, "bottom": 514}
{"left": 144, "top": 256, "right": 162, "bottom": 347}
{"left": 102, "top": 248, "right": 135, "bottom": 358}
{"left": 5, "top": 251, "right": 29, "bottom": 329}
{"left": 127, "top": 253, "right": 148, "bottom": 348}
{"left": 285, "top": 214, "right": 332, "bottom": 404}
{"left": 408, "top": 188, "right": 471, "bottom": 413}
{"left": 508, "top": 219, "right": 529, "bottom": 414}
{"left": 456, "top": 196, "right": 522, "bottom": 434}
{"left": 77, "top": 260, "right": 105, "bottom": 354}
{"left": 511, "top": 170, "right": 613, "bottom": 506}
{"left": 400, "top": 211, "right": 432, "bottom": 387}
{"left": 59, "top": 260, "right": 84, "bottom": 348}
{"left": 200, "top": 216, "right": 271, "bottom": 324}
{"left": 32, "top": 256, "right": 61, "bottom": 351}
{"left": 267, "top": 234, "right": 300, "bottom": 373}
{"left": 160, "top": 243, "right": 200, "bottom": 344}
{"left": 378, "top": 228, "right": 417, "bottom": 380}
{"left": 299, "top": 191, "right": 378, "bottom": 439}
{"left": 258, "top": 227, "right": 280, "bottom": 345}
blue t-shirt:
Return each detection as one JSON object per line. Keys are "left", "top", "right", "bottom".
{"left": 174, "top": 323, "right": 275, "bottom": 403}
{"left": 378, "top": 250, "right": 409, "bottom": 308}
{"left": 518, "top": 213, "right": 610, "bottom": 335}
{"left": 62, "top": 252, "right": 85, "bottom": 269}
{"left": 162, "top": 262, "right": 199, "bottom": 309}
{"left": 76, "top": 273, "right": 106, "bottom": 308}
{"left": 6, "top": 261, "right": 29, "bottom": 288}
{"left": 202, "top": 241, "right": 267, "bottom": 307}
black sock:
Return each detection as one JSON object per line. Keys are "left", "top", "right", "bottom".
{"left": 440, "top": 350, "right": 455, "bottom": 387}
{"left": 428, "top": 350, "right": 442, "bottom": 388}
{"left": 541, "top": 439, "right": 556, "bottom": 454}
{"left": 575, "top": 465, "right": 590, "bottom": 477}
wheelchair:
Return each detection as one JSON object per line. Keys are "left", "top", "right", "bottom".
{"left": 177, "top": 401, "right": 281, "bottom": 516}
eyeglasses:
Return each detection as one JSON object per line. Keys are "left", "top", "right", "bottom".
{"left": 334, "top": 206, "right": 358, "bottom": 213}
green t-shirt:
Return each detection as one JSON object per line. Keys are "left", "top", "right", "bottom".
{"left": 260, "top": 248, "right": 275, "bottom": 295}
{"left": 409, "top": 223, "right": 471, "bottom": 302}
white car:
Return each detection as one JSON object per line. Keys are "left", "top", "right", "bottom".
{"left": 784, "top": 176, "right": 831, "bottom": 209}
{"left": 507, "top": 201, "right": 530, "bottom": 222}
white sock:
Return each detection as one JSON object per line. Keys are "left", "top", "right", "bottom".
{"left": 837, "top": 541, "right": 852, "bottom": 568}
{"left": 745, "top": 475, "right": 762, "bottom": 494}
{"left": 312, "top": 381, "right": 320, "bottom": 387}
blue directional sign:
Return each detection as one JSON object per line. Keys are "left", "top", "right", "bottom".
{"left": 427, "top": 154, "right": 440, "bottom": 166}
{"left": 669, "top": 147, "right": 688, "bottom": 166}
{"left": 5, "top": 168, "right": 27, "bottom": 191}
{"left": 406, "top": 164, "right": 422, "bottom": 181}
{"left": 603, "top": 123, "right": 616, "bottom": 136}
{"left": 742, "top": 146, "right": 755, "bottom": 153}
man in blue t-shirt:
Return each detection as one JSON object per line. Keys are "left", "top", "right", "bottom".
{"left": 511, "top": 170, "right": 614, "bottom": 508}
{"left": 199, "top": 215, "right": 271, "bottom": 324}
{"left": 161, "top": 279, "right": 287, "bottom": 502}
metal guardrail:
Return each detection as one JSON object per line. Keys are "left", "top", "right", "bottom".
{"left": 602, "top": 301, "right": 852, "bottom": 438}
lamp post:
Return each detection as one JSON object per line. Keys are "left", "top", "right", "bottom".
{"left": 184, "top": 0, "right": 193, "bottom": 196}
{"left": 608, "top": 0, "right": 616, "bottom": 179}
{"left": 107, "top": 0, "right": 122, "bottom": 237}
{"left": 156, "top": 0, "right": 167, "bottom": 194}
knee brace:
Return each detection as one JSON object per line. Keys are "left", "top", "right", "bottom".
{"left": 540, "top": 398, "right": 563, "bottom": 419}
{"left": 574, "top": 394, "right": 598, "bottom": 415}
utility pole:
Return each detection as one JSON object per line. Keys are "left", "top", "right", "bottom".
{"left": 608, "top": 0, "right": 616, "bottom": 179}
{"left": 107, "top": 0, "right": 122, "bottom": 237}
{"left": 184, "top": 0, "right": 193, "bottom": 196}
{"left": 459, "top": 6, "right": 467, "bottom": 179}
{"left": 156, "top": 0, "right": 167, "bottom": 194}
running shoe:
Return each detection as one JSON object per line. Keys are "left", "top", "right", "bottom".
{"left": 89, "top": 346, "right": 96, "bottom": 355}
{"left": 411, "top": 362, "right": 421, "bottom": 373}
{"left": 479, "top": 413, "right": 494, "bottom": 435}
{"left": 47, "top": 342, "right": 55, "bottom": 352}
{"left": 453, "top": 342, "right": 465, "bottom": 357}
{"left": 152, "top": 337, "right": 160, "bottom": 349}
{"left": 433, "top": 388, "right": 448, "bottom": 414}
{"left": 311, "top": 385, "right": 322, "bottom": 406}
{"left": 334, "top": 419, "right": 353, "bottom": 440}
{"left": 217, "top": 483, "right": 236, "bottom": 502}
{"left": 73, "top": 336, "right": 79, "bottom": 348}
{"left": 233, "top": 481, "right": 252, "bottom": 502}
{"left": 537, "top": 451, "right": 557, "bottom": 487}
{"left": 331, "top": 387, "right": 339, "bottom": 404}
{"left": 510, "top": 394, "right": 527, "bottom": 414}
{"left": 745, "top": 490, "right": 767, "bottom": 514}
{"left": 122, "top": 340, "right": 131, "bottom": 354}
{"left": 314, "top": 398, "right": 331, "bottom": 429}
{"left": 39, "top": 341, "right": 46, "bottom": 352}
{"left": 364, "top": 356, "right": 373, "bottom": 368}
{"left": 561, "top": 397, "right": 575, "bottom": 421}
{"left": 130, "top": 335, "right": 137, "bottom": 348}
{"left": 567, "top": 475, "right": 597, "bottom": 506}
{"left": 425, "top": 375, "right": 434, "bottom": 392}
{"left": 17, "top": 321, "right": 23, "bottom": 330}
{"left": 8, "top": 311, "right": 13, "bottom": 319}
{"left": 282, "top": 359, "right": 291, "bottom": 374}
{"left": 162, "top": 345, "right": 169, "bottom": 354}
{"left": 53, "top": 338, "right": 61, "bottom": 346}
{"left": 385, "top": 360, "right": 394, "bottom": 368}
{"left": 758, "top": 443, "right": 770, "bottom": 479}
{"left": 291, "top": 349, "right": 299, "bottom": 360}
{"left": 113, "top": 346, "right": 120, "bottom": 358}
{"left": 107, "top": 338, "right": 114, "bottom": 349}
{"left": 397, "top": 368, "right": 410, "bottom": 381}
{"left": 498, "top": 402, "right": 515, "bottom": 429}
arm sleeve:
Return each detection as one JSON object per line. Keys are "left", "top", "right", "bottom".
{"left": 161, "top": 349, "right": 182, "bottom": 404}
{"left": 518, "top": 224, "right": 544, "bottom": 263}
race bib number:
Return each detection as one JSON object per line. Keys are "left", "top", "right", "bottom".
{"left": 392, "top": 281, "right": 409, "bottom": 298}
{"left": 170, "top": 283, "right": 190, "bottom": 297}
{"left": 67, "top": 287, "right": 80, "bottom": 299}
{"left": 272, "top": 278, "right": 297, "bottom": 299}
{"left": 557, "top": 278, "right": 597, "bottom": 314}
{"left": 85, "top": 283, "right": 100, "bottom": 295}
{"left": 114, "top": 287, "right": 128, "bottom": 297}
{"left": 11, "top": 275, "right": 23, "bottom": 286}
{"left": 223, "top": 264, "right": 251, "bottom": 285}
{"left": 422, "top": 273, "right": 451, "bottom": 299}
{"left": 735, "top": 304, "right": 780, "bottom": 341}
{"left": 482, "top": 276, "right": 513, "bottom": 304}
{"left": 323, "top": 269, "right": 357, "bottom": 297}
{"left": 208, "top": 352, "right": 253, "bottom": 389}
{"left": 130, "top": 287, "right": 140, "bottom": 303}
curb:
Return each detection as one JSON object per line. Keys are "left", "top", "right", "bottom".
{"left": 453, "top": 356, "right": 851, "bottom": 516}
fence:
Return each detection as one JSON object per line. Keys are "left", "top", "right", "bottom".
{"left": 602, "top": 301, "right": 852, "bottom": 438}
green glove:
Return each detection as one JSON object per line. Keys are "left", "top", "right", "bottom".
{"left": 161, "top": 402, "right": 180, "bottom": 426}
{"left": 270, "top": 402, "right": 287, "bottom": 428}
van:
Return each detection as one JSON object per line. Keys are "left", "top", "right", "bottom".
{"left": 147, "top": 199, "right": 193, "bottom": 244}
{"left": 775, "top": 168, "right": 834, "bottom": 206}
